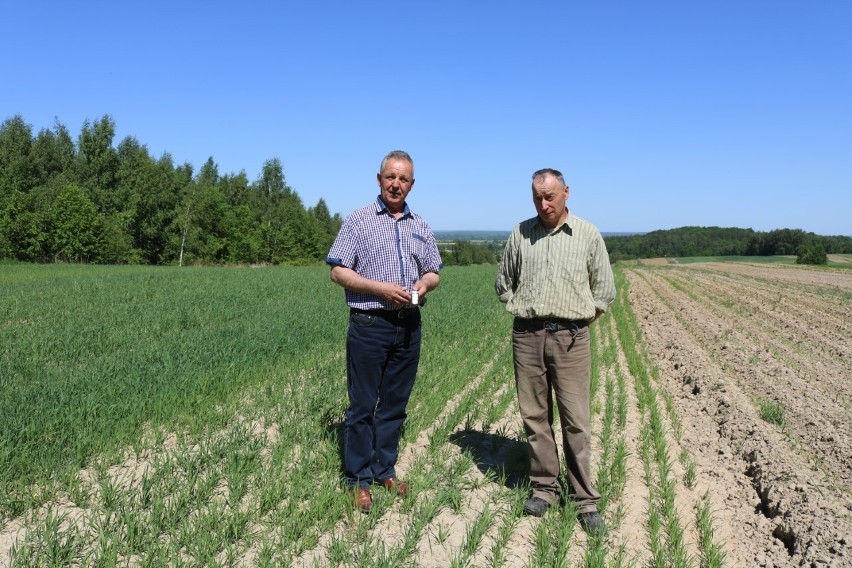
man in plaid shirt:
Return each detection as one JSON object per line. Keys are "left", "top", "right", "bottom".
{"left": 327, "top": 150, "right": 442, "bottom": 513}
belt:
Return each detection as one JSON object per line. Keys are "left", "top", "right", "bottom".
{"left": 351, "top": 307, "right": 419, "bottom": 320}
{"left": 514, "top": 317, "right": 589, "bottom": 333}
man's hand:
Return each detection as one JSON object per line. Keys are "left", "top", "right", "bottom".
{"left": 331, "top": 266, "right": 439, "bottom": 307}
{"left": 414, "top": 272, "right": 440, "bottom": 299}
{"left": 379, "top": 282, "right": 413, "bottom": 307}
{"left": 331, "top": 266, "right": 412, "bottom": 306}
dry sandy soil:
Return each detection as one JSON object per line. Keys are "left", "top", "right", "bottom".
{"left": 622, "top": 262, "right": 852, "bottom": 567}
{"left": 2, "top": 262, "right": 850, "bottom": 567}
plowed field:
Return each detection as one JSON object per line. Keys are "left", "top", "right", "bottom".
{"left": 621, "top": 262, "right": 852, "bottom": 566}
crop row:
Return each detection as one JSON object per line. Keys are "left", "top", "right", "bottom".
{"left": 1, "top": 263, "right": 725, "bottom": 566}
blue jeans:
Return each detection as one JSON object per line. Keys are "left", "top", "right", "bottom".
{"left": 344, "top": 310, "right": 421, "bottom": 489}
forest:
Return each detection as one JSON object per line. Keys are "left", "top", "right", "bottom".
{"left": 439, "top": 226, "right": 852, "bottom": 267}
{"left": 0, "top": 114, "right": 342, "bottom": 265}
{"left": 604, "top": 226, "right": 852, "bottom": 263}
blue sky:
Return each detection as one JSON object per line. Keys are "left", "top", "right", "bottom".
{"left": 4, "top": 1, "right": 850, "bottom": 235}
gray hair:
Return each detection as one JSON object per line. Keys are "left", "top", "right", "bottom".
{"left": 380, "top": 150, "right": 414, "bottom": 173}
{"left": 531, "top": 168, "right": 566, "bottom": 188}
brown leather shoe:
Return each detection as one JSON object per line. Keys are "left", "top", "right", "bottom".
{"left": 350, "top": 488, "right": 372, "bottom": 512}
{"left": 376, "top": 477, "right": 409, "bottom": 496}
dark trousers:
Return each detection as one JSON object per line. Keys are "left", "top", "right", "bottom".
{"left": 344, "top": 310, "right": 421, "bottom": 489}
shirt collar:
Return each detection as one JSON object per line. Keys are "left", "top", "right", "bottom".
{"left": 374, "top": 195, "right": 411, "bottom": 217}
{"left": 536, "top": 210, "right": 573, "bottom": 235}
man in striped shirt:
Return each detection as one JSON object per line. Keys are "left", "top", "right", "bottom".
{"left": 495, "top": 168, "right": 616, "bottom": 533}
{"left": 327, "top": 150, "right": 442, "bottom": 513}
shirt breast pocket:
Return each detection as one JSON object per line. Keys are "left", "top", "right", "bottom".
{"left": 409, "top": 233, "right": 430, "bottom": 269}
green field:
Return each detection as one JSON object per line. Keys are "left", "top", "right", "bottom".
{"left": 1, "top": 263, "right": 726, "bottom": 566}
{"left": 0, "top": 264, "right": 520, "bottom": 564}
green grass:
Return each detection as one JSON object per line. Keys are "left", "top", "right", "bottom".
{"left": 0, "top": 263, "right": 521, "bottom": 565}
{"left": 827, "top": 254, "right": 852, "bottom": 268}
{"left": 759, "top": 400, "right": 786, "bottom": 426}
{"left": 1, "top": 264, "right": 350, "bottom": 516}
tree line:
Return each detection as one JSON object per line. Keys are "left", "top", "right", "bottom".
{"left": 0, "top": 114, "right": 342, "bottom": 265}
{"left": 438, "top": 240, "right": 502, "bottom": 266}
{"left": 605, "top": 226, "right": 852, "bottom": 265}
{"left": 4, "top": 114, "right": 847, "bottom": 268}
{"left": 439, "top": 225, "right": 852, "bottom": 267}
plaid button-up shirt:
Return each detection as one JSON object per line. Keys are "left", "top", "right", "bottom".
{"left": 327, "top": 196, "right": 443, "bottom": 310}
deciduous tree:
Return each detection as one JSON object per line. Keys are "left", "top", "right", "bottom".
{"left": 48, "top": 184, "right": 104, "bottom": 263}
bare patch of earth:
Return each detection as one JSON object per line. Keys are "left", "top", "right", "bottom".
{"left": 638, "top": 257, "right": 676, "bottom": 266}
{"left": 624, "top": 262, "right": 852, "bottom": 566}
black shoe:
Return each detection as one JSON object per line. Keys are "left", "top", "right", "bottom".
{"left": 523, "top": 496, "right": 551, "bottom": 517}
{"left": 578, "top": 511, "right": 606, "bottom": 534}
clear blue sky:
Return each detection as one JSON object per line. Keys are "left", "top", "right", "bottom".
{"left": 4, "top": 1, "right": 850, "bottom": 235}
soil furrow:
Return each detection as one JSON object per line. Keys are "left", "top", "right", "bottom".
{"left": 644, "top": 268, "right": 852, "bottom": 487}
{"left": 625, "top": 265, "right": 852, "bottom": 566}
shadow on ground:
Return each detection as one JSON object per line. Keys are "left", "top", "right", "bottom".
{"left": 448, "top": 429, "right": 529, "bottom": 489}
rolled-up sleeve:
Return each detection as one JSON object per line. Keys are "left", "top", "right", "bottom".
{"left": 326, "top": 215, "right": 358, "bottom": 268}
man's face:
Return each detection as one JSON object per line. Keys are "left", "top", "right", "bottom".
{"left": 377, "top": 158, "right": 415, "bottom": 213}
{"left": 532, "top": 173, "right": 569, "bottom": 229}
